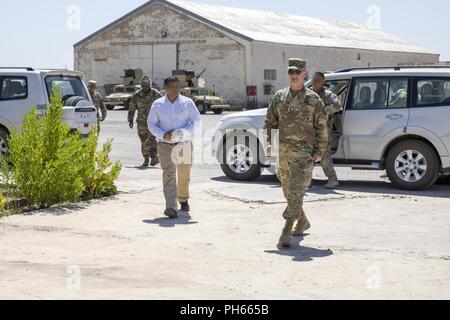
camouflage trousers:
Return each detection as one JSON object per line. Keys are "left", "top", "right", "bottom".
{"left": 319, "top": 127, "right": 338, "bottom": 181}
{"left": 277, "top": 146, "right": 315, "bottom": 222}
{"left": 137, "top": 125, "right": 158, "bottom": 159}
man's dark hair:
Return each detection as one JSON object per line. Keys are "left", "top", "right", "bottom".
{"left": 164, "top": 76, "right": 180, "bottom": 87}
{"left": 315, "top": 72, "right": 325, "bottom": 80}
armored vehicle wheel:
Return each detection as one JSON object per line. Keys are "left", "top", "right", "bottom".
{"left": 124, "top": 99, "right": 131, "bottom": 110}
{"left": 197, "top": 103, "right": 208, "bottom": 115}
{"left": 213, "top": 108, "right": 224, "bottom": 115}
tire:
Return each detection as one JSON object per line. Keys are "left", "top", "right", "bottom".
{"left": 0, "top": 128, "right": 9, "bottom": 156}
{"left": 437, "top": 175, "right": 450, "bottom": 185}
{"left": 106, "top": 105, "right": 115, "bottom": 111}
{"left": 213, "top": 108, "right": 224, "bottom": 115}
{"left": 385, "top": 140, "right": 440, "bottom": 191}
{"left": 197, "top": 103, "right": 208, "bottom": 115}
{"left": 124, "top": 99, "right": 131, "bottom": 110}
{"left": 220, "top": 132, "right": 262, "bottom": 181}
{"left": 65, "top": 96, "right": 90, "bottom": 106}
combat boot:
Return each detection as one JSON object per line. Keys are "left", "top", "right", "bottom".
{"left": 277, "top": 218, "right": 295, "bottom": 248}
{"left": 292, "top": 217, "right": 311, "bottom": 237}
{"left": 325, "top": 179, "right": 339, "bottom": 189}
{"left": 142, "top": 156, "right": 150, "bottom": 167}
{"left": 150, "top": 157, "right": 160, "bottom": 167}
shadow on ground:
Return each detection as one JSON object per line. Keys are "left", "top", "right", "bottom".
{"left": 21, "top": 197, "right": 119, "bottom": 217}
{"left": 124, "top": 166, "right": 160, "bottom": 171}
{"left": 143, "top": 214, "right": 198, "bottom": 228}
{"left": 313, "top": 179, "right": 450, "bottom": 199}
{"left": 212, "top": 175, "right": 450, "bottom": 199}
{"left": 265, "top": 236, "right": 334, "bottom": 262}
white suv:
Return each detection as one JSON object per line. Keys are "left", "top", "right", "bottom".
{"left": 0, "top": 68, "right": 98, "bottom": 154}
{"left": 212, "top": 66, "right": 450, "bottom": 191}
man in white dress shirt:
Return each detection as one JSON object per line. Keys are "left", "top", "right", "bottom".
{"left": 148, "top": 76, "right": 201, "bottom": 219}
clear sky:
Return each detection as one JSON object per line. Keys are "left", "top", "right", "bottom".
{"left": 1, "top": 0, "right": 448, "bottom": 69}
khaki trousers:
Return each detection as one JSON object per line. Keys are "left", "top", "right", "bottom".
{"left": 157, "top": 142, "right": 193, "bottom": 210}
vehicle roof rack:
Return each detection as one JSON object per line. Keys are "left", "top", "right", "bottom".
{"left": 0, "top": 67, "right": 34, "bottom": 71}
{"left": 336, "top": 65, "right": 450, "bottom": 73}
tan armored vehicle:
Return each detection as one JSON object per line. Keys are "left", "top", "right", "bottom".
{"left": 104, "top": 69, "right": 143, "bottom": 110}
{"left": 173, "top": 70, "right": 230, "bottom": 115}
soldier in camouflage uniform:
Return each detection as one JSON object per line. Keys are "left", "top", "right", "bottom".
{"left": 128, "top": 77, "right": 162, "bottom": 167}
{"left": 312, "top": 72, "right": 343, "bottom": 189}
{"left": 87, "top": 80, "right": 107, "bottom": 133}
{"left": 264, "top": 59, "right": 328, "bottom": 248}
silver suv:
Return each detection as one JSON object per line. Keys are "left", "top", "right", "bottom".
{"left": 212, "top": 66, "right": 450, "bottom": 190}
{"left": 0, "top": 68, "right": 98, "bottom": 155}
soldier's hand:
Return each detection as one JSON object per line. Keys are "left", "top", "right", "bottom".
{"left": 129, "top": 122, "right": 134, "bottom": 129}
{"left": 312, "top": 153, "right": 322, "bottom": 163}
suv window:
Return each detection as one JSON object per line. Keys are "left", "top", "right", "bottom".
{"left": 348, "top": 77, "right": 409, "bottom": 110}
{"left": 0, "top": 77, "right": 28, "bottom": 101}
{"left": 326, "top": 79, "right": 350, "bottom": 106}
{"left": 415, "top": 78, "right": 450, "bottom": 107}
{"left": 45, "top": 76, "right": 89, "bottom": 100}
{"left": 388, "top": 78, "right": 409, "bottom": 109}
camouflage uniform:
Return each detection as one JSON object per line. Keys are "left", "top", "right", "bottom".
{"left": 91, "top": 91, "right": 107, "bottom": 133}
{"left": 264, "top": 59, "right": 328, "bottom": 247}
{"left": 316, "top": 87, "right": 343, "bottom": 182}
{"left": 128, "top": 88, "right": 162, "bottom": 160}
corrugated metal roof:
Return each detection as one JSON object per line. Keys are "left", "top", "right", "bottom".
{"left": 169, "top": 0, "right": 434, "bottom": 54}
{"left": 75, "top": 0, "right": 436, "bottom": 55}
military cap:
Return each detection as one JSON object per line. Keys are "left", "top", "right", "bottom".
{"left": 88, "top": 80, "right": 97, "bottom": 85}
{"left": 141, "top": 76, "right": 151, "bottom": 85}
{"left": 288, "top": 58, "right": 306, "bottom": 72}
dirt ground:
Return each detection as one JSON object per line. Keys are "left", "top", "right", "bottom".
{"left": 0, "top": 110, "right": 449, "bottom": 300}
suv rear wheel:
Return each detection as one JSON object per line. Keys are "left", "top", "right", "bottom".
{"left": 0, "top": 128, "right": 9, "bottom": 156}
{"left": 220, "top": 132, "right": 262, "bottom": 181}
{"left": 386, "top": 140, "right": 439, "bottom": 190}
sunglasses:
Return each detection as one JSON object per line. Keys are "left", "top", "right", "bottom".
{"left": 288, "top": 69, "right": 303, "bottom": 75}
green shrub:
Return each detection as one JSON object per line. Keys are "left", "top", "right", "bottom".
{"left": 80, "top": 129, "right": 122, "bottom": 200}
{"left": 1, "top": 87, "right": 121, "bottom": 210}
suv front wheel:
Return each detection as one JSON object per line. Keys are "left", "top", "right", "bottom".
{"left": 385, "top": 140, "right": 440, "bottom": 190}
{"left": 220, "top": 133, "right": 262, "bottom": 181}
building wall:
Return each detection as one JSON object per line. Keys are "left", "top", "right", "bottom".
{"left": 251, "top": 41, "right": 440, "bottom": 107}
{"left": 74, "top": 3, "right": 247, "bottom": 106}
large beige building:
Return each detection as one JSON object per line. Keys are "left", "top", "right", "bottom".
{"left": 74, "top": 0, "right": 439, "bottom": 107}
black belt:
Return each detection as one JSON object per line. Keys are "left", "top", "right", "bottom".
{"left": 158, "top": 141, "right": 180, "bottom": 146}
